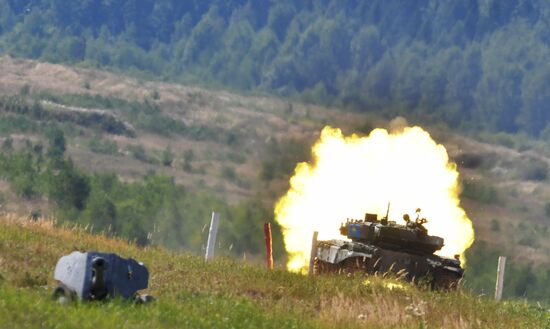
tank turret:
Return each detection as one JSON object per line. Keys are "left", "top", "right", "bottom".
{"left": 340, "top": 212, "right": 444, "bottom": 255}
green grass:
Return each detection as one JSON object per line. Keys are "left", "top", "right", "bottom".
{"left": 0, "top": 217, "right": 548, "bottom": 329}
{"left": 0, "top": 286, "right": 306, "bottom": 329}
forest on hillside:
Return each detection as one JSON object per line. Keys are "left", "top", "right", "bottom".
{"left": 0, "top": 0, "right": 549, "bottom": 136}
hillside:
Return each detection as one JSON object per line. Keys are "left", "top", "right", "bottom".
{"left": 0, "top": 216, "right": 548, "bottom": 329}
{"left": 0, "top": 55, "right": 370, "bottom": 203}
{"left": 0, "top": 57, "right": 550, "bottom": 302}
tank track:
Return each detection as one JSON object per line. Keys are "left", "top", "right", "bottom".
{"left": 314, "top": 257, "right": 461, "bottom": 290}
{"left": 314, "top": 256, "right": 371, "bottom": 276}
{"left": 430, "top": 268, "right": 462, "bottom": 290}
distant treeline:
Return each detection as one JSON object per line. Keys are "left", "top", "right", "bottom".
{"left": 0, "top": 0, "right": 549, "bottom": 136}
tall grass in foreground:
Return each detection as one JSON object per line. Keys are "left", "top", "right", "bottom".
{"left": 0, "top": 216, "right": 548, "bottom": 329}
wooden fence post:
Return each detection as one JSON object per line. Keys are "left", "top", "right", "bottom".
{"left": 205, "top": 212, "right": 220, "bottom": 261}
{"left": 264, "top": 223, "right": 273, "bottom": 270}
{"left": 495, "top": 256, "right": 506, "bottom": 301}
{"left": 308, "top": 231, "right": 319, "bottom": 275}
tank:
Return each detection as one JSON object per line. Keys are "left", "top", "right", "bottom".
{"left": 314, "top": 209, "right": 464, "bottom": 289}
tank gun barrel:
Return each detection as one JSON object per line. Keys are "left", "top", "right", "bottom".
{"left": 90, "top": 257, "right": 107, "bottom": 300}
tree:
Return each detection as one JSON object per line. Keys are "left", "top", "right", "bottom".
{"left": 162, "top": 145, "right": 174, "bottom": 167}
{"left": 518, "top": 65, "right": 550, "bottom": 136}
{"left": 46, "top": 128, "right": 66, "bottom": 158}
{"left": 0, "top": 0, "right": 15, "bottom": 32}
{"left": 82, "top": 191, "right": 117, "bottom": 232}
{"left": 46, "top": 158, "right": 90, "bottom": 211}
{"left": 10, "top": 152, "right": 38, "bottom": 198}
{"left": 183, "top": 7, "right": 225, "bottom": 66}
{"left": 182, "top": 149, "right": 194, "bottom": 172}
{"left": 350, "top": 26, "right": 384, "bottom": 73}
{"left": 1, "top": 137, "right": 13, "bottom": 152}
{"left": 267, "top": 2, "right": 295, "bottom": 41}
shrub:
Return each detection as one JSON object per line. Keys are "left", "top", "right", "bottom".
{"left": 520, "top": 158, "right": 548, "bottom": 181}
{"left": 455, "top": 152, "right": 484, "bottom": 169}
{"left": 544, "top": 202, "right": 550, "bottom": 218}
{"left": 461, "top": 180, "right": 499, "bottom": 204}
{"left": 259, "top": 160, "right": 276, "bottom": 181}
{"left": 518, "top": 235, "right": 539, "bottom": 248}
{"left": 87, "top": 137, "right": 119, "bottom": 156}
{"left": 226, "top": 152, "right": 246, "bottom": 164}
{"left": 182, "top": 149, "right": 194, "bottom": 172}
{"left": 46, "top": 158, "right": 90, "bottom": 210}
{"left": 19, "top": 84, "right": 30, "bottom": 96}
{"left": 490, "top": 219, "right": 501, "bottom": 232}
{"left": 12, "top": 174, "right": 37, "bottom": 199}
{"left": 221, "top": 165, "right": 237, "bottom": 182}
{"left": 127, "top": 145, "right": 156, "bottom": 164}
{"left": 259, "top": 138, "right": 310, "bottom": 181}
{"left": 150, "top": 90, "right": 160, "bottom": 100}
{"left": 162, "top": 146, "right": 174, "bottom": 167}
{"left": 46, "top": 128, "right": 66, "bottom": 158}
{"left": 1, "top": 137, "right": 14, "bottom": 152}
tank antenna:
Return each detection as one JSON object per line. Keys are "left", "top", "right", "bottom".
{"left": 382, "top": 201, "right": 391, "bottom": 224}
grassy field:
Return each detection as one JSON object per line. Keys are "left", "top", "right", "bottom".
{"left": 0, "top": 216, "right": 548, "bottom": 329}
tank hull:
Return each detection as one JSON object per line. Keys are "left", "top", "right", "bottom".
{"left": 315, "top": 239, "right": 463, "bottom": 290}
